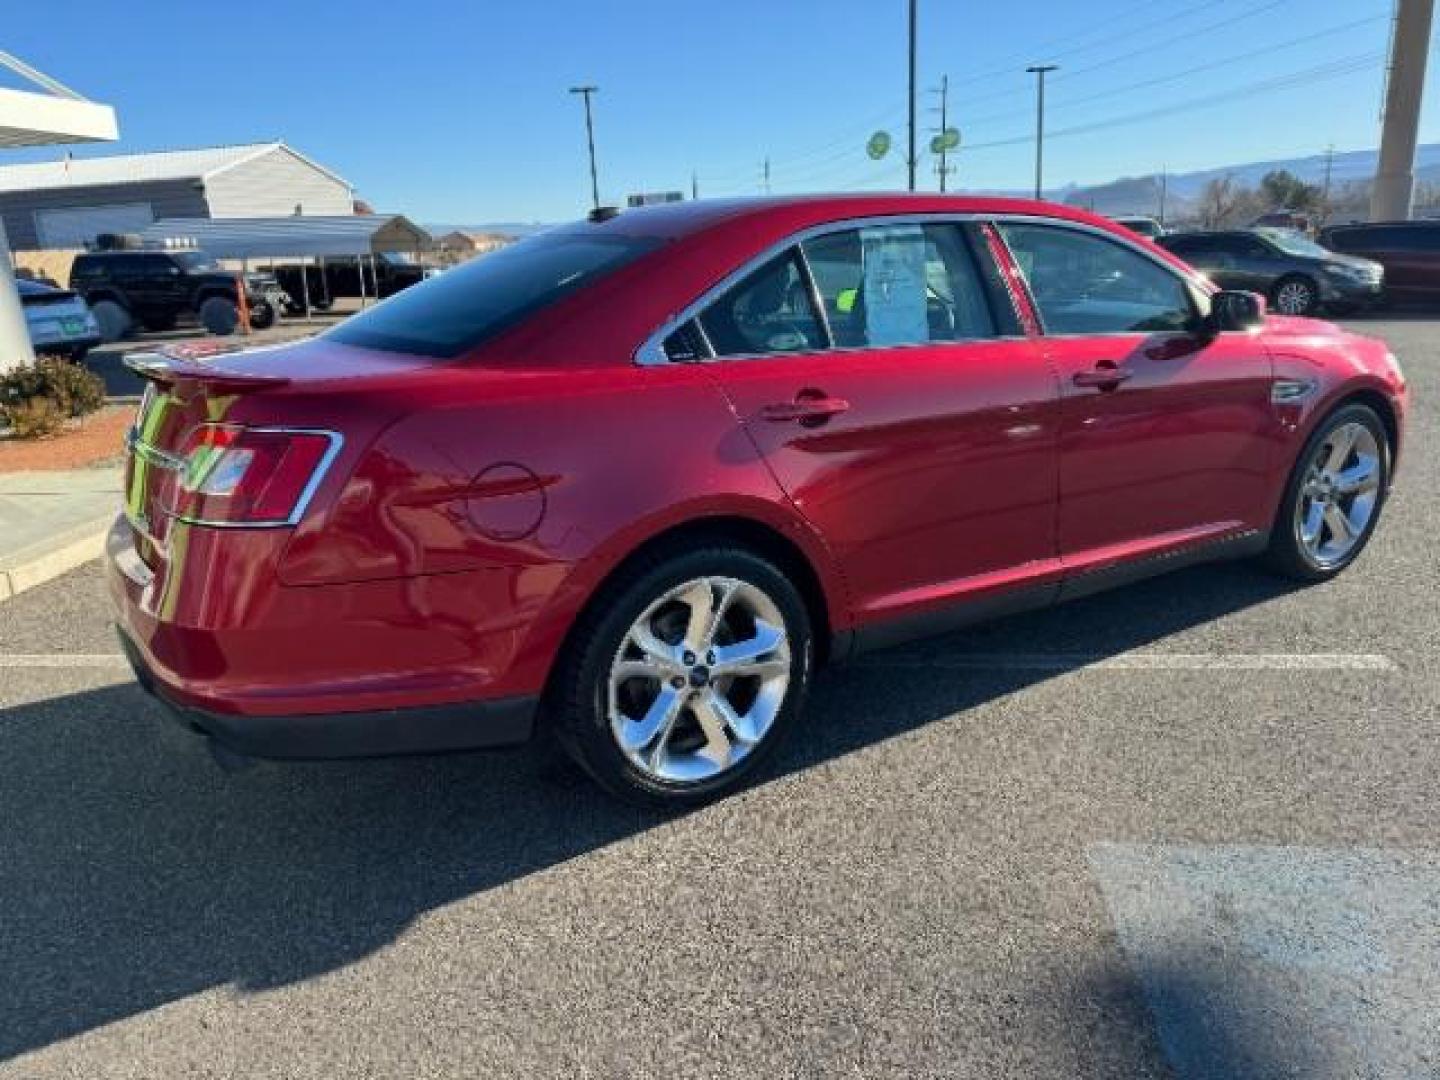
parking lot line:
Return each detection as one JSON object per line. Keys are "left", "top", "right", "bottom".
{"left": 858, "top": 652, "right": 1397, "bottom": 672}
{"left": 0, "top": 653, "right": 131, "bottom": 668}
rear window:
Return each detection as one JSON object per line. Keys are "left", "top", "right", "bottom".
{"left": 326, "top": 231, "right": 662, "bottom": 358}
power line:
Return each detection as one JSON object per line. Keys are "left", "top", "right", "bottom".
{"left": 960, "top": 11, "right": 1391, "bottom": 130}
{"left": 958, "top": 51, "right": 1382, "bottom": 154}
{"left": 945, "top": 0, "right": 1215, "bottom": 90}
{"left": 958, "top": 0, "right": 1292, "bottom": 111}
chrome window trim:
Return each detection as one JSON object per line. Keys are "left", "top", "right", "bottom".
{"left": 125, "top": 423, "right": 345, "bottom": 530}
{"left": 634, "top": 211, "right": 1211, "bottom": 365}
{"left": 792, "top": 243, "right": 835, "bottom": 350}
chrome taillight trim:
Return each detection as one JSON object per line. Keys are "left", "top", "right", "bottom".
{"left": 126, "top": 425, "right": 345, "bottom": 530}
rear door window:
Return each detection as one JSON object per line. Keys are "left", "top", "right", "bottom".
{"left": 801, "top": 223, "right": 997, "bottom": 347}
{"left": 699, "top": 250, "right": 825, "bottom": 357}
{"left": 999, "top": 222, "right": 1194, "bottom": 335}
{"left": 326, "top": 231, "right": 662, "bottom": 358}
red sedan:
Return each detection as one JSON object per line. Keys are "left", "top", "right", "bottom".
{"left": 109, "top": 196, "right": 1409, "bottom": 806}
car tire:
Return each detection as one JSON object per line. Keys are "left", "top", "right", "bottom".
{"left": 1264, "top": 402, "right": 1390, "bottom": 582}
{"left": 198, "top": 296, "right": 239, "bottom": 336}
{"left": 1270, "top": 275, "right": 1319, "bottom": 316}
{"left": 311, "top": 299, "right": 334, "bottom": 313}
{"left": 248, "top": 299, "right": 277, "bottom": 330}
{"left": 90, "top": 299, "right": 131, "bottom": 343}
{"left": 550, "top": 544, "right": 814, "bottom": 808}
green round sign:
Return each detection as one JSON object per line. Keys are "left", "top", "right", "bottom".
{"left": 940, "top": 127, "right": 961, "bottom": 151}
{"left": 929, "top": 134, "right": 946, "bottom": 155}
{"left": 866, "top": 131, "right": 891, "bottom": 160}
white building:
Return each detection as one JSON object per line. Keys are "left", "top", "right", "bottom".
{"left": 0, "top": 141, "right": 354, "bottom": 251}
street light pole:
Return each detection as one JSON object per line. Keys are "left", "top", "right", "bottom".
{"left": 568, "top": 85, "right": 601, "bottom": 210}
{"left": 1026, "top": 64, "right": 1058, "bottom": 201}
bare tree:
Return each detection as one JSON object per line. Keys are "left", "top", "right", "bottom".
{"left": 1198, "top": 175, "right": 1239, "bottom": 228}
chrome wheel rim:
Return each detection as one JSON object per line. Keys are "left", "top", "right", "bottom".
{"left": 1295, "top": 421, "right": 1381, "bottom": 568}
{"left": 1275, "top": 281, "right": 1313, "bottom": 315}
{"left": 608, "top": 576, "right": 791, "bottom": 784}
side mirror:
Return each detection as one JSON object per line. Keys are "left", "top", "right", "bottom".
{"left": 1207, "top": 289, "right": 1266, "bottom": 333}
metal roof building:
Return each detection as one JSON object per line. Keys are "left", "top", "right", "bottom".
{"left": 0, "top": 141, "right": 354, "bottom": 250}
{"left": 136, "top": 215, "right": 432, "bottom": 259}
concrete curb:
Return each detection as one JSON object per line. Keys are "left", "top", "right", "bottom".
{"left": 0, "top": 515, "right": 111, "bottom": 602}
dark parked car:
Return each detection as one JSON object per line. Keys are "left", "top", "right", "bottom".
{"left": 1112, "top": 215, "right": 1165, "bottom": 239}
{"left": 1320, "top": 221, "right": 1440, "bottom": 306}
{"left": 111, "top": 196, "right": 1408, "bottom": 807}
{"left": 271, "top": 253, "right": 434, "bottom": 314}
{"left": 1252, "top": 210, "right": 1317, "bottom": 235}
{"left": 1158, "top": 228, "right": 1383, "bottom": 315}
{"left": 69, "top": 250, "right": 290, "bottom": 341}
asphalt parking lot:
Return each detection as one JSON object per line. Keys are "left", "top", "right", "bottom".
{"left": 0, "top": 316, "right": 1435, "bottom": 1079}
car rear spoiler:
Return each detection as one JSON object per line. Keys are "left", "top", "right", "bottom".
{"left": 123, "top": 344, "right": 291, "bottom": 393}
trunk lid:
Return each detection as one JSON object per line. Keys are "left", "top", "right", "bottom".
{"left": 121, "top": 338, "right": 432, "bottom": 565}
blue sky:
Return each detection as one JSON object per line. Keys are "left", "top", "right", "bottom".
{"left": 4, "top": 0, "right": 1433, "bottom": 222}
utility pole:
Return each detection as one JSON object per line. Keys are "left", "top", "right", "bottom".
{"left": 1158, "top": 167, "right": 1168, "bottom": 227}
{"left": 1322, "top": 143, "right": 1335, "bottom": 222}
{"left": 691, "top": 171, "right": 699, "bottom": 200}
{"left": 568, "top": 85, "right": 601, "bottom": 210}
{"left": 1026, "top": 64, "right": 1058, "bottom": 201}
{"left": 929, "top": 75, "right": 956, "bottom": 192}
{"left": 907, "top": 0, "right": 918, "bottom": 192}
{"left": 1372, "top": 0, "right": 1435, "bottom": 220}
{"left": 761, "top": 157, "right": 771, "bottom": 194}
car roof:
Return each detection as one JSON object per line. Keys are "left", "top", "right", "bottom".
{"left": 584, "top": 193, "right": 1142, "bottom": 241}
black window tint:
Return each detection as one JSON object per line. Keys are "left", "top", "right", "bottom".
{"left": 141, "top": 255, "right": 176, "bottom": 274}
{"left": 327, "top": 231, "right": 662, "bottom": 358}
{"left": 1160, "top": 236, "right": 1203, "bottom": 255}
{"left": 699, "top": 250, "right": 823, "bottom": 357}
{"left": 1232, "top": 236, "right": 1272, "bottom": 258}
{"left": 999, "top": 223, "right": 1194, "bottom": 335}
{"left": 801, "top": 223, "right": 996, "bottom": 347}
{"left": 107, "top": 256, "right": 146, "bottom": 282}
{"left": 662, "top": 321, "right": 708, "bottom": 362}
{"left": 1394, "top": 225, "right": 1440, "bottom": 251}
{"left": 1325, "top": 227, "right": 1367, "bottom": 250}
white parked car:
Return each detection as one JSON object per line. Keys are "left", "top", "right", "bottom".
{"left": 19, "top": 279, "right": 102, "bottom": 360}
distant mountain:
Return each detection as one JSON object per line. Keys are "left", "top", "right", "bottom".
{"left": 1053, "top": 143, "right": 1440, "bottom": 217}
{"left": 425, "top": 222, "right": 553, "bottom": 238}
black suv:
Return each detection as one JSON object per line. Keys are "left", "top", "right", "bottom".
{"left": 1157, "top": 228, "right": 1383, "bottom": 315}
{"left": 69, "top": 250, "right": 290, "bottom": 341}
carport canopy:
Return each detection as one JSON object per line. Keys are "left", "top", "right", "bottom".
{"left": 135, "top": 215, "right": 433, "bottom": 259}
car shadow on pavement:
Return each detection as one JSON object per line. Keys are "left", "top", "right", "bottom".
{"left": 0, "top": 560, "right": 1300, "bottom": 1062}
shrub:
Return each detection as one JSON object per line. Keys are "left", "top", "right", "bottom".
{"left": 0, "top": 356, "right": 107, "bottom": 438}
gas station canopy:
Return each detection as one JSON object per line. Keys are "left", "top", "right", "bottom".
{"left": 0, "top": 52, "right": 117, "bottom": 372}
{"left": 0, "top": 52, "right": 118, "bottom": 147}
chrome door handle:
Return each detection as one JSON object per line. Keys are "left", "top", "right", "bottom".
{"left": 1072, "top": 364, "right": 1132, "bottom": 390}
{"left": 758, "top": 393, "right": 851, "bottom": 425}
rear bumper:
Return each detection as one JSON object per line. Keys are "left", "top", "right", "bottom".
{"left": 106, "top": 513, "right": 546, "bottom": 759}
{"left": 117, "top": 624, "right": 537, "bottom": 759}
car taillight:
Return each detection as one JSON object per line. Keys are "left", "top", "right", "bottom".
{"left": 163, "top": 424, "right": 340, "bottom": 526}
